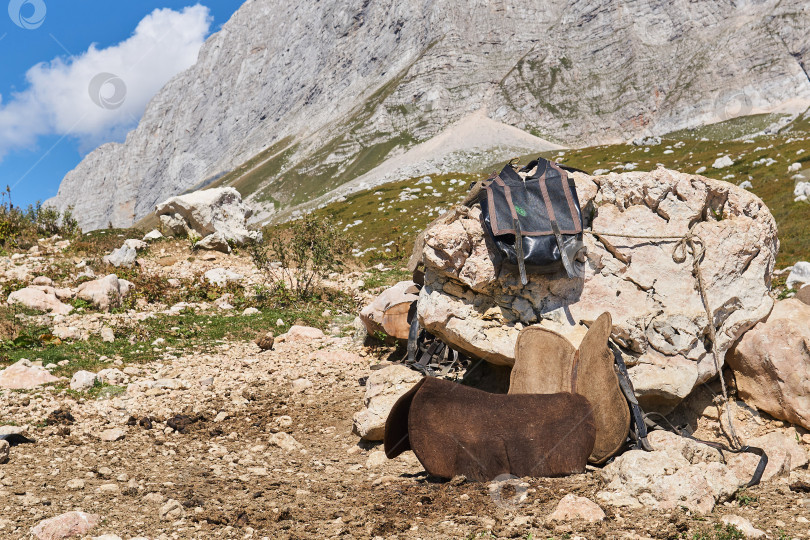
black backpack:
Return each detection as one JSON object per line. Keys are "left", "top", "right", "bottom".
{"left": 479, "top": 157, "right": 586, "bottom": 284}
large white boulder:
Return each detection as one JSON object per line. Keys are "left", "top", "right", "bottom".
{"left": 155, "top": 187, "right": 261, "bottom": 246}
{"left": 728, "top": 299, "right": 810, "bottom": 430}
{"left": 7, "top": 286, "right": 72, "bottom": 315}
{"left": 417, "top": 167, "right": 777, "bottom": 410}
{"left": 0, "top": 359, "right": 60, "bottom": 389}
{"left": 76, "top": 274, "right": 133, "bottom": 311}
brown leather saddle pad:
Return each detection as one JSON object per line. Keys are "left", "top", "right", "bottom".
{"left": 510, "top": 312, "right": 630, "bottom": 465}
{"left": 384, "top": 377, "right": 596, "bottom": 481}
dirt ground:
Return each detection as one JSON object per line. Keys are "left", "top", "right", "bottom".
{"left": 2, "top": 332, "right": 810, "bottom": 540}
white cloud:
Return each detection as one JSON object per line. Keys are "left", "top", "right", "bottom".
{"left": 0, "top": 5, "right": 212, "bottom": 158}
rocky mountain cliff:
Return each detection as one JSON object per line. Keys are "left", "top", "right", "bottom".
{"left": 49, "top": 0, "right": 810, "bottom": 231}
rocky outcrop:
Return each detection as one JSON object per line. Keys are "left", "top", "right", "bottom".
{"left": 156, "top": 188, "right": 260, "bottom": 246}
{"left": 417, "top": 168, "right": 777, "bottom": 410}
{"left": 46, "top": 0, "right": 810, "bottom": 230}
{"left": 728, "top": 299, "right": 810, "bottom": 430}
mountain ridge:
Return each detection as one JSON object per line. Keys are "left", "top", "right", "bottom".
{"left": 48, "top": 0, "right": 810, "bottom": 230}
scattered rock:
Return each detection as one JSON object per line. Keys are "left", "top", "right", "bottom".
{"left": 291, "top": 378, "right": 313, "bottom": 392}
{"left": 52, "top": 325, "right": 84, "bottom": 341}
{"left": 0, "top": 439, "right": 8, "bottom": 464}
{"left": 728, "top": 299, "right": 810, "bottom": 430}
{"left": 242, "top": 307, "right": 260, "bottom": 316}
{"left": 787, "top": 261, "right": 810, "bottom": 290}
{"left": 32, "top": 276, "right": 54, "bottom": 286}
{"left": 70, "top": 370, "right": 97, "bottom": 392}
{"left": 727, "top": 431, "right": 808, "bottom": 482}
{"left": 255, "top": 331, "right": 274, "bottom": 351}
{"left": 143, "top": 229, "right": 163, "bottom": 242}
{"left": 8, "top": 286, "right": 72, "bottom": 315}
{"left": 100, "top": 327, "right": 115, "bottom": 343}
{"left": 712, "top": 155, "right": 734, "bottom": 168}
{"left": 270, "top": 432, "right": 303, "bottom": 452}
{"left": 65, "top": 478, "right": 85, "bottom": 491}
{"left": 417, "top": 168, "right": 777, "bottom": 410}
{"left": 98, "top": 428, "right": 125, "bottom": 442}
{"left": 124, "top": 239, "right": 148, "bottom": 251}
{"left": 159, "top": 499, "right": 185, "bottom": 521}
{"left": 547, "top": 494, "right": 606, "bottom": 523}
{"left": 204, "top": 268, "right": 243, "bottom": 287}
{"left": 280, "top": 325, "right": 325, "bottom": 343}
{"left": 352, "top": 364, "right": 423, "bottom": 440}
{"left": 195, "top": 231, "right": 232, "bottom": 253}
{"left": 76, "top": 275, "right": 133, "bottom": 311}
{"left": 0, "top": 359, "right": 60, "bottom": 390}
{"left": 103, "top": 244, "right": 137, "bottom": 268}
{"left": 720, "top": 515, "right": 765, "bottom": 538}
{"left": 365, "top": 450, "right": 388, "bottom": 468}
{"left": 598, "top": 450, "right": 739, "bottom": 514}
{"left": 30, "top": 511, "right": 101, "bottom": 540}
{"left": 155, "top": 187, "right": 262, "bottom": 246}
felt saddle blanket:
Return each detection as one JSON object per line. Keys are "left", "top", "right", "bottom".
{"left": 384, "top": 377, "right": 595, "bottom": 481}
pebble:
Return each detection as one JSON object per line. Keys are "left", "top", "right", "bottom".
{"left": 0, "top": 440, "right": 8, "bottom": 464}
{"left": 66, "top": 478, "right": 85, "bottom": 490}
{"left": 98, "top": 428, "right": 126, "bottom": 442}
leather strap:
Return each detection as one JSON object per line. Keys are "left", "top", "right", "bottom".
{"left": 551, "top": 219, "right": 575, "bottom": 278}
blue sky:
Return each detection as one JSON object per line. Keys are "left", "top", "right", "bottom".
{"left": 0, "top": 1, "right": 242, "bottom": 209}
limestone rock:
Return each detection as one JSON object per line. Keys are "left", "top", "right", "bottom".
{"left": 352, "top": 365, "right": 423, "bottom": 441}
{"left": 76, "top": 274, "right": 133, "bottom": 311}
{"left": 712, "top": 155, "right": 734, "bottom": 169}
{"left": 100, "top": 327, "right": 115, "bottom": 343}
{"left": 159, "top": 499, "right": 185, "bottom": 521}
{"left": 203, "top": 268, "right": 243, "bottom": 287}
{"left": 727, "top": 431, "right": 808, "bottom": 483}
{"left": 32, "top": 276, "right": 53, "bottom": 286}
{"left": 796, "top": 284, "right": 810, "bottom": 305}
{"left": 102, "top": 245, "right": 137, "bottom": 268}
{"left": 720, "top": 515, "right": 765, "bottom": 538}
{"left": 787, "top": 261, "right": 810, "bottom": 290}
{"left": 547, "top": 494, "right": 605, "bottom": 523}
{"left": 0, "top": 439, "right": 8, "bottom": 464}
{"left": 280, "top": 325, "right": 325, "bottom": 343}
{"left": 195, "top": 231, "right": 231, "bottom": 253}
{"left": 597, "top": 450, "right": 739, "bottom": 514}
{"left": 70, "top": 371, "right": 97, "bottom": 392}
{"left": 418, "top": 168, "right": 777, "bottom": 410}
{"left": 124, "top": 239, "right": 148, "bottom": 251}
{"left": 143, "top": 229, "right": 163, "bottom": 242}
{"left": 155, "top": 188, "right": 260, "bottom": 246}
{"left": 30, "top": 511, "right": 101, "bottom": 540}
{"left": 269, "top": 432, "right": 302, "bottom": 452}
{"left": 7, "top": 286, "right": 72, "bottom": 315}
{"left": 728, "top": 299, "right": 810, "bottom": 429}
{"left": 0, "top": 359, "right": 60, "bottom": 390}
{"left": 359, "top": 280, "right": 420, "bottom": 339}
{"left": 159, "top": 213, "right": 190, "bottom": 237}
{"left": 99, "top": 428, "right": 126, "bottom": 442}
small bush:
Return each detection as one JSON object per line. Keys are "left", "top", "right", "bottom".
{"left": 0, "top": 187, "right": 82, "bottom": 249}
{"left": 250, "top": 215, "right": 350, "bottom": 299}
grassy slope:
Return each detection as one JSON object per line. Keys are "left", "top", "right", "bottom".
{"left": 267, "top": 114, "right": 809, "bottom": 268}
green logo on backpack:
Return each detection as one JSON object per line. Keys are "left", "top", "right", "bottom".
{"left": 514, "top": 205, "right": 527, "bottom": 217}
